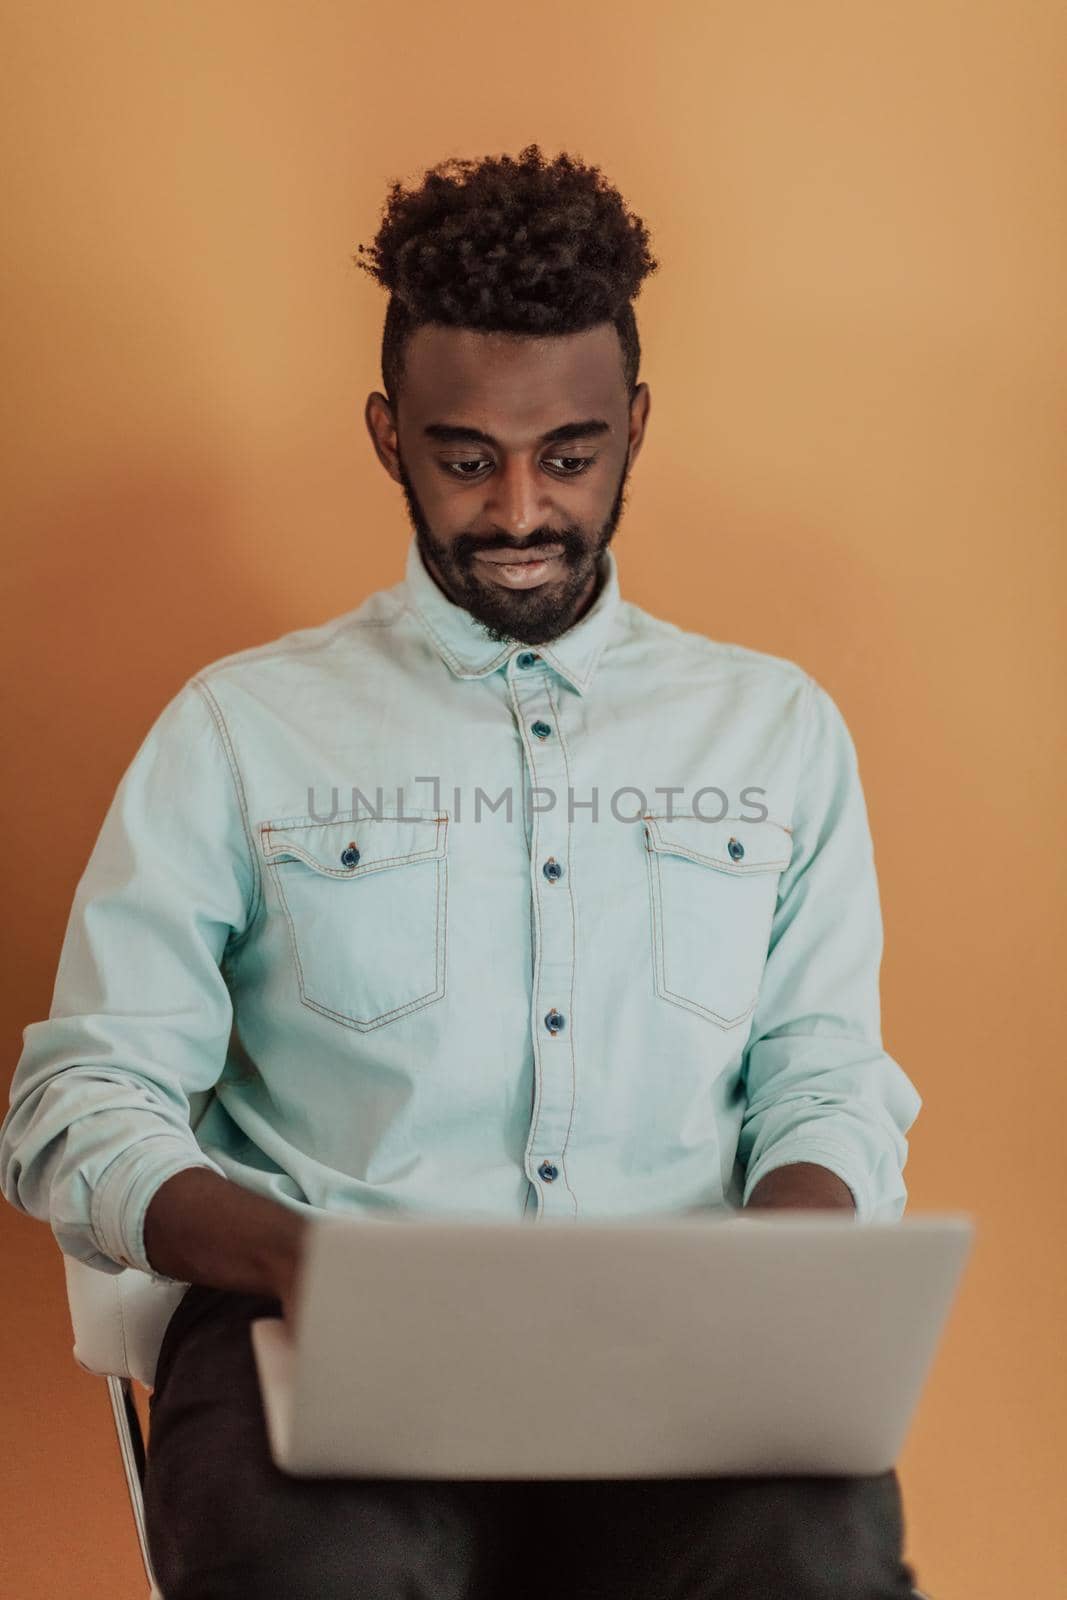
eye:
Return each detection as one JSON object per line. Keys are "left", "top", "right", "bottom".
{"left": 441, "top": 456, "right": 597, "bottom": 480}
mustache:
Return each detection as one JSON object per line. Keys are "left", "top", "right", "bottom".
{"left": 455, "top": 531, "right": 585, "bottom": 563}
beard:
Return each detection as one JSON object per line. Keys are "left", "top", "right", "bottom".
{"left": 396, "top": 450, "right": 630, "bottom": 647}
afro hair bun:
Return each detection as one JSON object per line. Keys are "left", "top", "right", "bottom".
{"left": 356, "top": 144, "right": 658, "bottom": 332}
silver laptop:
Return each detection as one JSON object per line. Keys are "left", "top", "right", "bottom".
{"left": 250, "top": 1210, "right": 973, "bottom": 1479}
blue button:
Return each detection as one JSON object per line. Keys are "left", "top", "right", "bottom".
{"left": 531, "top": 720, "right": 552, "bottom": 739}
{"left": 727, "top": 837, "right": 745, "bottom": 862}
{"left": 340, "top": 842, "right": 361, "bottom": 867}
{"left": 544, "top": 1009, "right": 566, "bottom": 1033}
{"left": 542, "top": 859, "right": 563, "bottom": 882}
{"left": 516, "top": 651, "right": 540, "bottom": 669}
{"left": 538, "top": 1160, "right": 559, "bottom": 1182}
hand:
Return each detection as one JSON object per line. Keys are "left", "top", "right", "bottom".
{"left": 741, "top": 1162, "right": 856, "bottom": 1216}
{"left": 276, "top": 1272, "right": 297, "bottom": 1329}
{"left": 272, "top": 1214, "right": 310, "bottom": 1331}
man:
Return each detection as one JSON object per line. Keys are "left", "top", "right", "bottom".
{"left": 1, "top": 145, "right": 924, "bottom": 1598}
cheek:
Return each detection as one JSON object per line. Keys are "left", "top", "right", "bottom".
{"left": 405, "top": 463, "right": 465, "bottom": 527}
{"left": 419, "top": 463, "right": 471, "bottom": 507}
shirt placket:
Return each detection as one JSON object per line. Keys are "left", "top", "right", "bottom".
{"left": 507, "top": 648, "right": 578, "bottom": 1221}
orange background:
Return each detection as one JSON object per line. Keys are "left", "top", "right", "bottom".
{"left": 2, "top": 4, "right": 1064, "bottom": 1596}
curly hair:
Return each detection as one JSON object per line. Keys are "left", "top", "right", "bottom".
{"left": 354, "top": 143, "right": 658, "bottom": 406}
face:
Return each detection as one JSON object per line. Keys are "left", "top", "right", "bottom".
{"left": 365, "top": 322, "right": 650, "bottom": 646}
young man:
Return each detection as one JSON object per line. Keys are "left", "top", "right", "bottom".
{"left": 1, "top": 145, "right": 924, "bottom": 1598}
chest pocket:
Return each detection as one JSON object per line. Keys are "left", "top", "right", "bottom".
{"left": 643, "top": 813, "right": 793, "bottom": 1029}
{"left": 260, "top": 809, "right": 449, "bottom": 1032}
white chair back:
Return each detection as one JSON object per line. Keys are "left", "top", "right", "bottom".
{"left": 63, "top": 1086, "right": 214, "bottom": 1388}
{"left": 64, "top": 1254, "right": 189, "bottom": 1388}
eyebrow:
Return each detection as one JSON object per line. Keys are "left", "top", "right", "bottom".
{"left": 422, "top": 419, "right": 612, "bottom": 448}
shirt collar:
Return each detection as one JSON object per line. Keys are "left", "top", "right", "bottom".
{"left": 402, "top": 532, "right": 622, "bottom": 696}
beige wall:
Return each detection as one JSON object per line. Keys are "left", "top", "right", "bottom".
{"left": 2, "top": 4, "right": 1064, "bottom": 1595}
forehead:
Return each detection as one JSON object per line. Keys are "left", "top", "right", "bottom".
{"left": 398, "top": 322, "right": 627, "bottom": 436}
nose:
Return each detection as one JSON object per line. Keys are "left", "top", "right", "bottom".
{"left": 485, "top": 455, "right": 547, "bottom": 537}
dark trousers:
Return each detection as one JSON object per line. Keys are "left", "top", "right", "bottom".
{"left": 143, "top": 1282, "right": 922, "bottom": 1600}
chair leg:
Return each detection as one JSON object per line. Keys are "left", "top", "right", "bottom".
{"left": 105, "top": 1375, "right": 163, "bottom": 1597}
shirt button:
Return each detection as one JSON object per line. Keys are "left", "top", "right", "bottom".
{"left": 542, "top": 858, "right": 563, "bottom": 882}
{"left": 531, "top": 720, "right": 553, "bottom": 739}
{"left": 538, "top": 1160, "right": 559, "bottom": 1182}
{"left": 340, "top": 842, "right": 361, "bottom": 867}
{"left": 544, "top": 1009, "right": 566, "bottom": 1034}
{"left": 516, "top": 651, "right": 540, "bottom": 669}
{"left": 727, "top": 837, "right": 745, "bottom": 862}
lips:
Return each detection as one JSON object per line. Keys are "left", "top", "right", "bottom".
{"left": 472, "top": 546, "right": 566, "bottom": 590}
{"left": 473, "top": 544, "right": 565, "bottom": 566}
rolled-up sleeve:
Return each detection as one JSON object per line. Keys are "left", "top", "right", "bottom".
{"left": 738, "top": 677, "right": 922, "bottom": 1222}
{"left": 0, "top": 677, "right": 257, "bottom": 1279}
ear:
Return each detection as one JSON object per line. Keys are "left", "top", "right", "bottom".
{"left": 627, "top": 382, "right": 651, "bottom": 468}
{"left": 365, "top": 392, "right": 403, "bottom": 484}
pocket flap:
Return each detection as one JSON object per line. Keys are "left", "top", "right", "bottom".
{"left": 643, "top": 813, "right": 793, "bottom": 873}
{"left": 260, "top": 810, "right": 449, "bottom": 877}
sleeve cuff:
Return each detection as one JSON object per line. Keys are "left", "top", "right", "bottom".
{"left": 89, "top": 1135, "right": 228, "bottom": 1279}
{"left": 741, "top": 1139, "right": 874, "bottom": 1221}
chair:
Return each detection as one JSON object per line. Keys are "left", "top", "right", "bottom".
{"left": 65, "top": 1252, "right": 182, "bottom": 1598}
{"left": 63, "top": 1259, "right": 937, "bottom": 1600}
{"left": 59, "top": 1090, "right": 935, "bottom": 1600}
{"left": 62, "top": 1084, "right": 218, "bottom": 1598}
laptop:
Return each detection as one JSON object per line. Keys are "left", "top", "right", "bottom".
{"left": 249, "top": 1210, "right": 973, "bottom": 1479}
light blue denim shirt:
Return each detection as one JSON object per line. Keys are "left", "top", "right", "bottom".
{"left": 1, "top": 534, "right": 921, "bottom": 1282}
